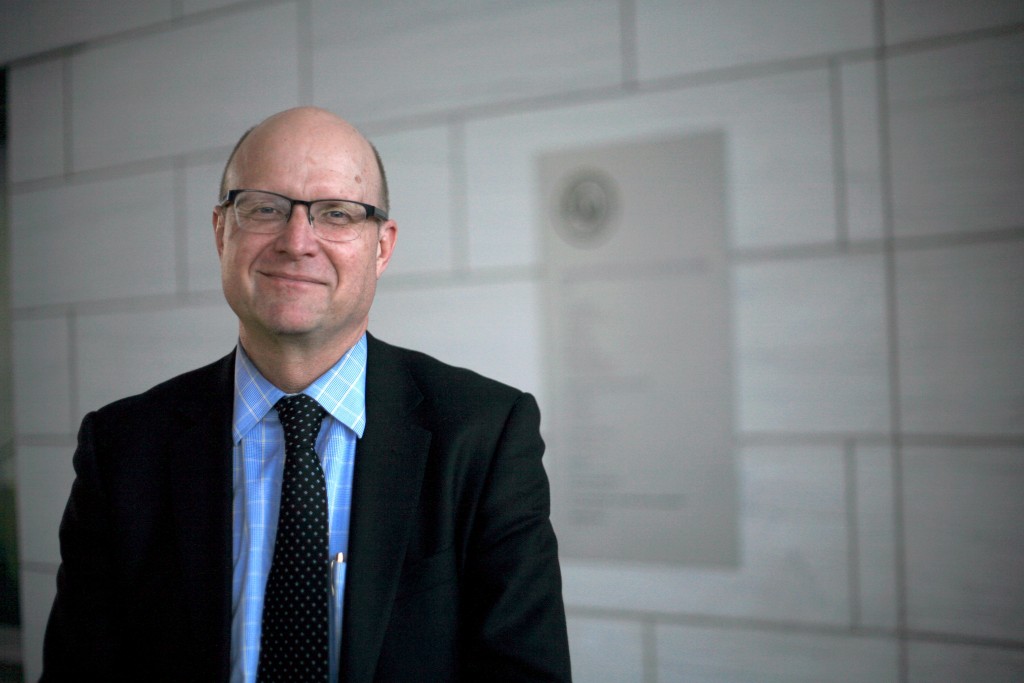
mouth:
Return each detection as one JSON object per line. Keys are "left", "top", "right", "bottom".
{"left": 258, "top": 270, "right": 325, "bottom": 286}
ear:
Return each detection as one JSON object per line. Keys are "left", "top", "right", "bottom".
{"left": 375, "top": 220, "right": 397, "bottom": 278}
{"left": 213, "top": 206, "right": 226, "bottom": 258}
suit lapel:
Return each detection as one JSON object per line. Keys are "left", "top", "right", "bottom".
{"left": 167, "top": 352, "right": 235, "bottom": 679}
{"left": 341, "top": 335, "right": 431, "bottom": 683}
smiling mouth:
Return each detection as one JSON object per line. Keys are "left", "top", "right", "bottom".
{"left": 259, "top": 271, "right": 324, "bottom": 286}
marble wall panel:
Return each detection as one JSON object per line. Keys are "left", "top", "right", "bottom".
{"left": 735, "top": 254, "right": 890, "bottom": 434}
{"left": 11, "top": 170, "right": 178, "bottom": 308}
{"left": 311, "top": 0, "right": 621, "bottom": 123}
{"left": 0, "top": 0, "right": 173, "bottom": 63}
{"left": 897, "top": 241, "right": 1024, "bottom": 436}
{"left": 635, "top": 0, "right": 875, "bottom": 80}
{"left": 181, "top": 0, "right": 248, "bottom": 15}
{"left": 854, "top": 445, "right": 899, "bottom": 630}
{"left": 904, "top": 446, "right": 1024, "bottom": 641}
{"left": 908, "top": 641, "right": 1024, "bottom": 683}
{"left": 884, "top": 0, "right": 1024, "bottom": 44}
{"left": 12, "top": 318, "right": 72, "bottom": 437}
{"left": 70, "top": 3, "right": 300, "bottom": 171}
{"left": 14, "top": 446, "right": 74, "bottom": 566}
{"left": 562, "top": 446, "right": 851, "bottom": 624}
{"left": 566, "top": 616, "right": 646, "bottom": 683}
{"left": 17, "top": 568, "right": 56, "bottom": 683}
{"left": 888, "top": 36, "right": 1024, "bottom": 238}
{"left": 840, "top": 60, "right": 886, "bottom": 243}
{"left": 657, "top": 623, "right": 899, "bottom": 682}
{"left": 465, "top": 70, "right": 837, "bottom": 268}
{"left": 369, "top": 280, "right": 544, "bottom": 402}
{"left": 8, "top": 59, "right": 65, "bottom": 183}
{"left": 75, "top": 304, "right": 238, "bottom": 416}
{"left": 184, "top": 161, "right": 226, "bottom": 293}
{"left": 371, "top": 127, "right": 455, "bottom": 276}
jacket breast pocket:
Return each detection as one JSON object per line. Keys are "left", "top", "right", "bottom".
{"left": 394, "top": 547, "right": 457, "bottom": 602}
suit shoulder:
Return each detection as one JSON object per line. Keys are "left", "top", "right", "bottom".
{"left": 369, "top": 336, "right": 527, "bottom": 410}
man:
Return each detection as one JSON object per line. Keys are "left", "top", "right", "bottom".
{"left": 41, "top": 107, "right": 571, "bottom": 682}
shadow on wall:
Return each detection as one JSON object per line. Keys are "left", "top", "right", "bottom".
{"left": 0, "top": 474, "right": 17, "bottom": 626}
{"left": 0, "top": 69, "right": 20, "bottom": 629}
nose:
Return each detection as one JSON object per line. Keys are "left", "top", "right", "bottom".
{"left": 274, "top": 204, "right": 319, "bottom": 256}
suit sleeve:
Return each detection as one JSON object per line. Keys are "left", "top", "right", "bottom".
{"left": 463, "top": 393, "right": 572, "bottom": 682}
{"left": 40, "top": 411, "right": 122, "bottom": 681}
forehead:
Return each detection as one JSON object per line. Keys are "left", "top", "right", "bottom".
{"left": 228, "top": 114, "right": 377, "bottom": 198}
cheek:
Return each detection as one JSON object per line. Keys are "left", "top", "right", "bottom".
{"left": 222, "top": 235, "right": 266, "bottom": 275}
{"left": 219, "top": 243, "right": 241, "bottom": 277}
{"left": 329, "top": 244, "right": 376, "bottom": 283}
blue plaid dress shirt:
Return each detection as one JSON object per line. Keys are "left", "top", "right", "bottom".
{"left": 229, "top": 335, "right": 367, "bottom": 683}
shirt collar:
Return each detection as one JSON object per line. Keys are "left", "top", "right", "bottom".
{"left": 232, "top": 334, "right": 368, "bottom": 443}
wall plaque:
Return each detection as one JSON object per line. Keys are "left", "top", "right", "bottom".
{"left": 541, "top": 132, "right": 738, "bottom": 567}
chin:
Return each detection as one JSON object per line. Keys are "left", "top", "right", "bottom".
{"left": 266, "top": 320, "right": 322, "bottom": 337}
{"left": 239, "top": 310, "right": 317, "bottom": 338}
{"left": 255, "top": 304, "right": 324, "bottom": 335}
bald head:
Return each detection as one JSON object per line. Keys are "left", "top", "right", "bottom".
{"left": 219, "top": 107, "right": 389, "bottom": 213}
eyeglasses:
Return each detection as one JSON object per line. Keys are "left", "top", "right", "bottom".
{"left": 219, "top": 189, "right": 388, "bottom": 243}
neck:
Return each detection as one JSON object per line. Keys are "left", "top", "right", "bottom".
{"left": 239, "top": 326, "right": 365, "bottom": 393}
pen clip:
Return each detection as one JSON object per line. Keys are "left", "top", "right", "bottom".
{"left": 329, "top": 552, "right": 345, "bottom": 596}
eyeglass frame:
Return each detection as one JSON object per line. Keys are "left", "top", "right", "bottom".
{"left": 219, "top": 188, "right": 389, "bottom": 238}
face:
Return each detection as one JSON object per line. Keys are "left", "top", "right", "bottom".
{"left": 213, "top": 108, "right": 397, "bottom": 355}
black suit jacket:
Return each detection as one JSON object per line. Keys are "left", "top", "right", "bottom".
{"left": 41, "top": 334, "right": 571, "bottom": 681}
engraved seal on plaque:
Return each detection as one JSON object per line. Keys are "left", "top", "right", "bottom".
{"left": 555, "top": 169, "right": 618, "bottom": 247}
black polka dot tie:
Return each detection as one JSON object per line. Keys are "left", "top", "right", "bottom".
{"left": 257, "top": 394, "right": 329, "bottom": 682}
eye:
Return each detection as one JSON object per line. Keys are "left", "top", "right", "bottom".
{"left": 237, "top": 197, "right": 288, "bottom": 221}
{"left": 326, "top": 209, "right": 353, "bottom": 222}
{"left": 315, "top": 202, "right": 361, "bottom": 225}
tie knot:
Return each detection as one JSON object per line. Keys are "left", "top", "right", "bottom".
{"left": 274, "top": 394, "right": 326, "bottom": 447}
